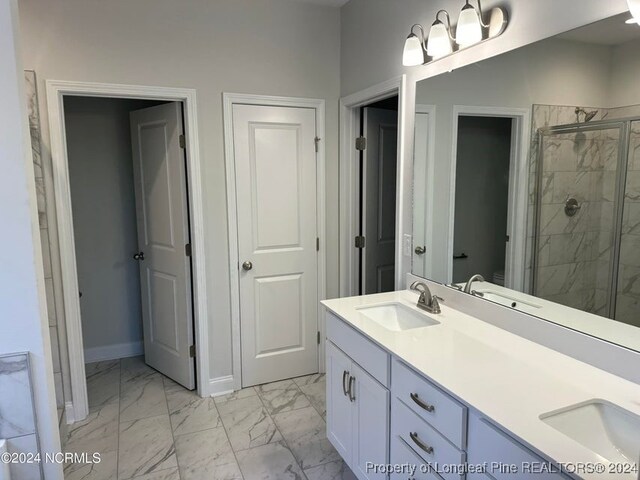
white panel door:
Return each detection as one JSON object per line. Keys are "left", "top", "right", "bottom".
{"left": 326, "top": 342, "right": 354, "bottom": 463}
{"left": 233, "top": 104, "right": 319, "bottom": 387}
{"left": 130, "top": 102, "right": 195, "bottom": 389}
{"left": 363, "top": 107, "right": 398, "bottom": 294}
{"left": 351, "top": 362, "right": 390, "bottom": 480}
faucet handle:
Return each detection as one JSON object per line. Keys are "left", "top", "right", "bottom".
{"left": 430, "top": 295, "right": 442, "bottom": 314}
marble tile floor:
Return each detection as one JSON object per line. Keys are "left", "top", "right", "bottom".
{"left": 64, "top": 356, "right": 356, "bottom": 480}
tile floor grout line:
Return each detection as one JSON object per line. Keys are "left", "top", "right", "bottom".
{"left": 161, "top": 374, "right": 181, "bottom": 480}
{"left": 255, "top": 383, "right": 311, "bottom": 480}
{"left": 216, "top": 394, "right": 246, "bottom": 480}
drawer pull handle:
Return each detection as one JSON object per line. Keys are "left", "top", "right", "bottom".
{"left": 342, "top": 370, "right": 349, "bottom": 396}
{"left": 348, "top": 375, "right": 356, "bottom": 402}
{"left": 410, "top": 393, "right": 435, "bottom": 413}
{"left": 409, "top": 432, "right": 434, "bottom": 455}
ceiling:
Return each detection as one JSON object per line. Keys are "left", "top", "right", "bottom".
{"left": 558, "top": 13, "right": 640, "bottom": 46}
{"left": 287, "top": 0, "right": 350, "bottom": 7}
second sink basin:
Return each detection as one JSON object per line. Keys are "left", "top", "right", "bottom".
{"left": 356, "top": 302, "right": 440, "bottom": 332}
{"left": 540, "top": 400, "right": 640, "bottom": 465}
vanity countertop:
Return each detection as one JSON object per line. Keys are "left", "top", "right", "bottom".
{"left": 322, "top": 291, "right": 640, "bottom": 480}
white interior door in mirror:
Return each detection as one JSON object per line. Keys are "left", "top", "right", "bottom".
{"left": 130, "top": 102, "right": 195, "bottom": 390}
{"left": 412, "top": 106, "right": 436, "bottom": 279}
{"left": 233, "top": 104, "right": 319, "bottom": 387}
{"left": 363, "top": 107, "right": 397, "bottom": 294}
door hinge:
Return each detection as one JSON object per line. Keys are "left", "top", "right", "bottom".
{"left": 316, "top": 237, "right": 320, "bottom": 252}
{"left": 314, "top": 136, "right": 321, "bottom": 153}
{"left": 179, "top": 134, "right": 186, "bottom": 149}
{"left": 355, "top": 235, "right": 366, "bottom": 249}
{"left": 189, "top": 344, "right": 196, "bottom": 358}
{"left": 355, "top": 136, "right": 367, "bottom": 151}
{"left": 185, "top": 243, "right": 192, "bottom": 257}
{"left": 317, "top": 331, "right": 321, "bottom": 345}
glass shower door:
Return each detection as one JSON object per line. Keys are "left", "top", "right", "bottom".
{"left": 615, "top": 121, "right": 640, "bottom": 327}
{"left": 533, "top": 124, "right": 624, "bottom": 318}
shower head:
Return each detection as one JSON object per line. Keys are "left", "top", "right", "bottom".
{"left": 575, "top": 107, "right": 598, "bottom": 123}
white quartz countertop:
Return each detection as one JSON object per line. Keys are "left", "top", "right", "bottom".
{"left": 322, "top": 291, "right": 640, "bottom": 480}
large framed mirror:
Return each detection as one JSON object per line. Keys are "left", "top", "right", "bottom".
{"left": 411, "top": 12, "right": 640, "bottom": 352}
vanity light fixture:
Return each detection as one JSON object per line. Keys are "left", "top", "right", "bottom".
{"left": 627, "top": 0, "right": 640, "bottom": 24}
{"left": 403, "top": 24, "right": 427, "bottom": 67}
{"left": 427, "top": 10, "right": 454, "bottom": 59}
{"left": 401, "top": 0, "right": 508, "bottom": 67}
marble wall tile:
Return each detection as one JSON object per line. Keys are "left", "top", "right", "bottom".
{"left": 547, "top": 232, "right": 593, "bottom": 267}
{"left": 541, "top": 137, "right": 577, "bottom": 172}
{"left": 539, "top": 202, "right": 591, "bottom": 236}
{"left": 618, "top": 264, "right": 640, "bottom": 299}
{"left": 622, "top": 202, "right": 640, "bottom": 235}
{"left": 118, "top": 415, "right": 177, "bottom": 479}
{"left": 552, "top": 171, "right": 592, "bottom": 203}
{"left": 625, "top": 171, "right": 640, "bottom": 202}
{"left": 536, "top": 235, "right": 550, "bottom": 267}
{"left": 0, "top": 354, "right": 36, "bottom": 439}
{"left": 535, "top": 262, "right": 588, "bottom": 297}
{"left": 7, "top": 433, "right": 42, "bottom": 480}
{"left": 40, "top": 228, "right": 52, "bottom": 279}
{"left": 615, "top": 294, "right": 640, "bottom": 328}
{"left": 619, "top": 234, "right": 640, "bottom": 268}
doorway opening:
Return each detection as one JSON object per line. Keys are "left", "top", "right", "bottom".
{"left": 46, "top": 80, "right": 209, "bottom": 422}
{"left": 63, "top": 95, "right": 197, "bottom": 399}
{"left": 357, "top": 96, "right": 399, "bottom": 295}
{"left": 452, "top": 115, "right": 512, "bottom": 285}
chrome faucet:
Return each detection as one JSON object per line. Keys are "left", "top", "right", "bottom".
{"left": 410, "top": 281, "right": 442, "bottom": 314}
{"left": 463, "top": 274, "right": 485, "bottom": 294}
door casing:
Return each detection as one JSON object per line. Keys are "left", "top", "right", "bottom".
{"left": 46, "top": 80, "right": 209, "bottom": 423}
{"left": 223, "top": 93, "right": 326, "bottom": 391}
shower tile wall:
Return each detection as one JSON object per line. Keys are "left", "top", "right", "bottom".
{"left": 526, "top": 105, "right": 615, "bottom": 315}
{"left": 26, "top": 71, "right": 68, "bottom": 421}
{"left": 616, "top": 122, "right": 640, "bottom": 328}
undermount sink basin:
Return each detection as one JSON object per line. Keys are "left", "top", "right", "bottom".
{"left": 356, "top": 303, "right": 440, "bottom": 332}
{"left": 540, "top": 400, "right": 640, "bottom": 465}
{"left": 476, "top": 290, "right": 542, "bottom": 311}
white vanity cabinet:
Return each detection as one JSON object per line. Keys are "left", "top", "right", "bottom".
{"left": 325, "top": 311, "right": 572, "bottom": 480}
{"left": 326, "top": 313, "right": 391, "bottom": 480}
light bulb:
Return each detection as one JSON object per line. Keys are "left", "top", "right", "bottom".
{"left": 403, "top": 33, "right": 425, "bottom": 66}
{"left": 427, "top": 21, "right": 453, "bottom": 59}
{"left": 456, "top": 3, "right": 483, "bottom": 47}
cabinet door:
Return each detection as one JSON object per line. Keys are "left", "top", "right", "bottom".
{"left": 327, "top": 342, "right": 354, "bottom": 462}
{"left": 351, "top": 362, "right": 390, "bottom": 480}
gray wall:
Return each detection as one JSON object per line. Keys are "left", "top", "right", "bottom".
{"left": 64, "top": 97, "right": 160, "bottom": 354}
{"left": 19, "top": 0, "right": 341, "bottom": 384}
{"left": 453, "top": 117, "right": 512, "bottom": 283}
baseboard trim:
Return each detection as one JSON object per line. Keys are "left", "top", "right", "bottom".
{"left": 83, "top": 341, "right": 143, "bottom": 364}
{"left": 207, "top": 375, "right": 235, "bottom": 397}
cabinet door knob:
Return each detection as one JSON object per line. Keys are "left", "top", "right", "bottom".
{"left": 342, "top": 370, "right": 349, "bottom": 396}
{"left": 348, "top": 376, "right": 356, "bottom": 402}
{"left": 410, "top": 392, "right": 435, "bottom": 413}
{"left": 409, "top": 432, "right": 434, "bottom": 455}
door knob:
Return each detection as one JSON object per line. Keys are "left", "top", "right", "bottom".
{"left": 133, "top": 252, "right": 145, "bottom": 261}
{"left": 242, "top": 261, "right": 253, "bottom": 271}
{"left": 415, "top": 246, "right": 426, "bottom": 255}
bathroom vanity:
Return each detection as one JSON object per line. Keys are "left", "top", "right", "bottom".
{"left": 322, "top": 289, "right": 640, "bottom": 480}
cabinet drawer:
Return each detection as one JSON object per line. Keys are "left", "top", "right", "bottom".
{"left": 392, "top": 398, "right": 465, "bottom": 480}
{"left": 467, "top": 412, "right": 566, "bottom": 480}
{"left": 327, "top": 312, "right": 390, "bottom": 386}
{"left": 390, "top": 436, "right": 442, "bottom": 480}
{"left": 392, "top": 359, "right": 467, "bottom": 449}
